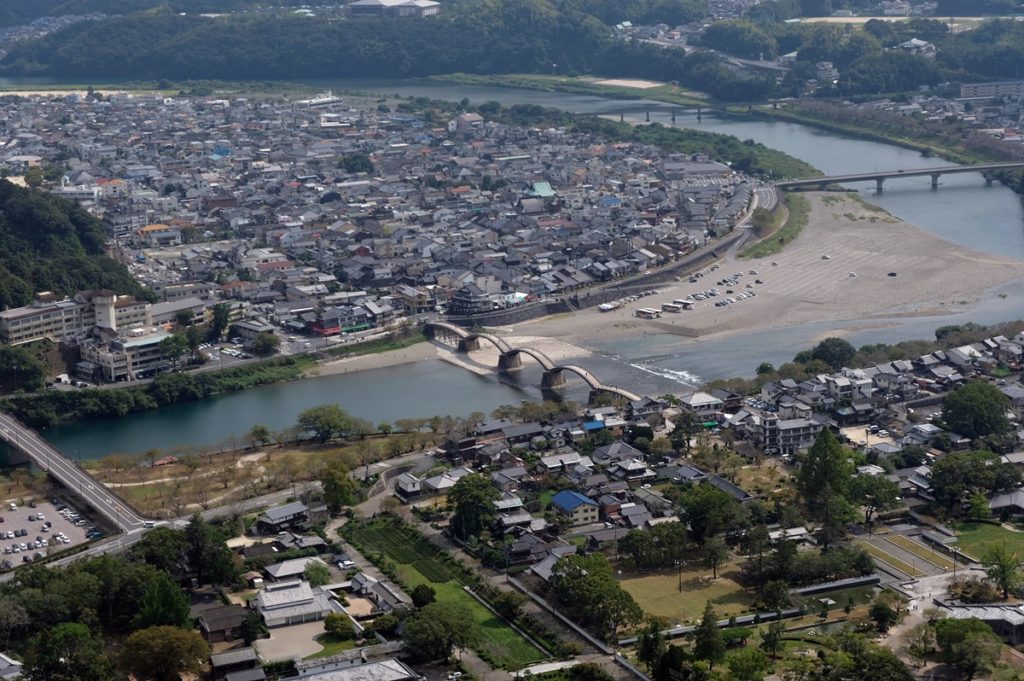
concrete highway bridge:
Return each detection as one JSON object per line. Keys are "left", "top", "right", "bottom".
{"left": 0, "top": 411, "right": 146, "bottom": 534}
{"left": 426, "top": 321, "right": 642, "bottom": 403}
{"left": 775, "top": 162, "right": 1024, "bottom": 192}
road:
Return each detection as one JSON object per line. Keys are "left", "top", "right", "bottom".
{"left": 0, "top": 411, "right": 144, "bottom": 532}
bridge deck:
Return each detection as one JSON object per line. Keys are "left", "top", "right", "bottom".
{"left": 0, "top": 412, "right": 144, "bottom": 532}
{"left": 777, "top": 162, "right": 1024, "bottom": 188}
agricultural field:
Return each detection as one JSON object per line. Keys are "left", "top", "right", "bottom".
{"left": 345, "top": 519, "right": 546, "bottom": 670}
{"left": 620, "top": 562, "right": 754, "bottom": 623}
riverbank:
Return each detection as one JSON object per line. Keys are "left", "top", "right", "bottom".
{"left": 514, "top": 192, "right": 1024, "bottom": 348}
{"left": 431, "top": 73, "right": 709, "bottom": 107}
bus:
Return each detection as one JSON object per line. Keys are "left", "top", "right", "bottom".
{"left": 635, "top": 307, "right": 662, "bottom": 319}
{"left": 662, "top": 303, "right": 683, "bottom": 313}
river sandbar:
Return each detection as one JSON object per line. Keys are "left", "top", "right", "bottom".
{"left": 514, "top": 192, "right": 1024, "bottom": 348}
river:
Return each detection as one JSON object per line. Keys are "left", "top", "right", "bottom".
{"left": 23, "top": 80, "right": 1024, "bottom": 459}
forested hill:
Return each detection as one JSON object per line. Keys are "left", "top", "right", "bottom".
{"left": 0, "top": 181, "right": 151, "bottom": 308}
{"left": 0, "top": 0, "right": 778, "bottom": 102}
{"left": 0, "top": 0, "right": 318, "bottom": 27}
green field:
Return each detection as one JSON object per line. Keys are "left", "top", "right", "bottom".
{"left": 740, "top": 194, "right": 811, "bottom": 259}
{"left": 345, "top": 520, "right": 545, "bottom": 669}
{"left": 955, "top": 523, "right": 1024, "bottom": 561}
{"left": 886, "top": 535, "right": 956, "bottom": 571}
{"left": 621, "top": 564, "right": 754, "bottom": 622}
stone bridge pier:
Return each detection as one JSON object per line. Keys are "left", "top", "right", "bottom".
{"left": 458, "top": 337, "right": 481, "bottom": 352}
{"left": 541, "top": 369, "right": 567, "bottom": 389}
{"left": 498, "top": 351, "right": 522, "bottom": 372}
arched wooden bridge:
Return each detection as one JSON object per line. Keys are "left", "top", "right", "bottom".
{"left": 426, "top": 321, "right": 642, "bottom": 403}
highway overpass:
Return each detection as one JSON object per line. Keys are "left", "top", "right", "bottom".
{"left": 775, "top": 162, "right": 1024, "bottom": 192}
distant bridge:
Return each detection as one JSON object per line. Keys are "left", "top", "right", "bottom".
{"left": 426, "top": 321, "right": 642, "bottom": 403}
{"left": 775, "top": 162, "right": 1024, "bottom": 192}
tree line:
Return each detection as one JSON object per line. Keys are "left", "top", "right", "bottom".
{"left": 0, "top": 0, "right": 774, "bottom": 102}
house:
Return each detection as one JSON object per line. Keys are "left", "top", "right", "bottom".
{"left": 253, "top": 580, "right": 340, "bottom": 628}
{"left": 0, "top": 652, "right": 22, "bottom": 681}
{"left": 256, "top": 501, "right": 309, "bottom": 534}
{"left": 350, "top": 572, "right": 409, "bottom": 612}
{"left": 678, "top": 391, "right": 723, "bottom": 417}
{"left": 211, "top": 647, "right": 259, "bottom": 680}
{"left": 942, "top": 604, "right": 1024, "bottom": 645}
{"left": 198, "top": 604, "right": 249, "bottom": 643}
{"left": 297, "top": 658, "right": 421, "bottom": 681}
{"left": 395, "top": 472, "right": 423, "bottom": 499}
{"left": 705, "top": 475, "right": 753, "bottom": 503}
{"left": 550, "top": 490, "right": 599, "bottom": 526}
{"left": 609, "top": 458, "right": 656, "bottom": 484}
{"left": 226, "top": 670, "right": 267, "bottom": 681}
{"left": 264, "top": 556, "right": 330, "bottom": 582}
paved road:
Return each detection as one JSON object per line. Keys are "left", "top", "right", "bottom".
{"left": 0, "top": 411, "right": 144, "bottom": 532}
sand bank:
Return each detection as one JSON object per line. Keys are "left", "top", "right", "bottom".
{"left": 516, "top": 192, "right": 1024, "bottom": 347}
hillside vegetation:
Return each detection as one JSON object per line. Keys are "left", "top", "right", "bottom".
{"left": 0, "top": 180, "right": 149, "bottom": 308}
{"left": 0, "top": 0, "right": 778, "bottom": 102}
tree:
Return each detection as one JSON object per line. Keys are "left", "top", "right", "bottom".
{"left": 693, "top": 602, "right": 725, "bottom": 664}
{"left": 761, "top": 579, "right": 791, "bottom": 610}
{"left": 339, "top": 154, "right": 375, "bottom": 174}
{"left": 677, "top": 484, "right": 747, "bottom": 544}
{"left": 727, "top": 647, "right": 768, "bottom": 681}
{"left": 0, "top": 345, "right": 46, "bottom": 392}
{"left": 304, "top": 561, "right": 331, "bottom": 588}
{"left": 935, "top": 617, "right": 1001, "bottom": 678}
{"left": 869, "top": 601, "right": 898, "bottom": 633}
{"left": 121, "top": 625, "right": 209, "bottom": 681}
{"left": 25, "top": 622, "right": 119, "bottom": 681}
{"left": 320, "top": 461, "right": 361, "bottom": 511}
{"left": 809, "top": 337, "right": 856, "bottom": 370}
{"left": 636, "top": 618, "right": 666, "bottom": 672}
{"left": 411, "top": 584, "right": 436, "bottom": 608}
{"left": 796, "top": 429, "right": 853, "bottom": 521}
{"left": 184, "top": 514, "right": 237, "bottom": 585}
{"left": 209, "top": 303, "right": 230, "bottom": 340}
{"left": 670, "top": 410, "right": 702, "bottom": 452}
{"left": 133, "top": 572, "right": 190, "bottom": 630}
{"left": 24, "top": 165, "right": 43, "bottom": 188}
{"left": 929, "top": 450, "right": 1021, "bottom": 514}
{"left": 549, "top": 553, "right": 643, "bottom": 641}
{"left": 492, "top": 591, "right": 525, "bottom": 620}
{"left": 401, "top": 602, "right": 479, "bottom": 661}
{"left": 297, "top": 404, "right": 354, "bottom": 443}
{"left": 448, "top": 473, "right": 499, "bottom": 540}
{"left": 252, "top": 331, "right": 280, "bottom": 356}
{"left": 0, "top": 596, "right": 28, "bottom": 645}
{"left": 850, "top": 474, "right": 901, "bottom": 526}
{"left": 324, "top": 612, "right": 356, "bottom": 640}
{"left": 701, "top": 535, "right": 729, "bottom": 580}
{"left": 246, "top": 423, "right": 273, "bottom": 449}
{"left": 760, "top": 620, "right": 784, "bottom": 659}
{"left": 982, "top": 543, "right": 1022, "bottom": 600}
{"left": 942, "top": 381, "right": 1011, "bottom": 439}
{"left": 159, "top": 333, "right": 188, "bottom": 370}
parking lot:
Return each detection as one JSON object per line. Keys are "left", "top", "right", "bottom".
{"left": 0, "top": 498, "right": 97, "bottom": 570}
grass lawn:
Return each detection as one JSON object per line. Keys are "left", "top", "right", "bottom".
{"left": 346, "top": 520, "right": 545, "bottom": 669}
{"left": 538, "top": 490, "right": 556, "bottom": 512}
{"left": 741, "top": 194, "right": 811, "bottom": 259}
{"left": 305, "top": 634, "right": 359, "bottom": 660}
{"left": 955, "top": 523, "right": 1024, "bottom": 561}
{"left": 621, "top": 564, "right": 754, "bottom": 623}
